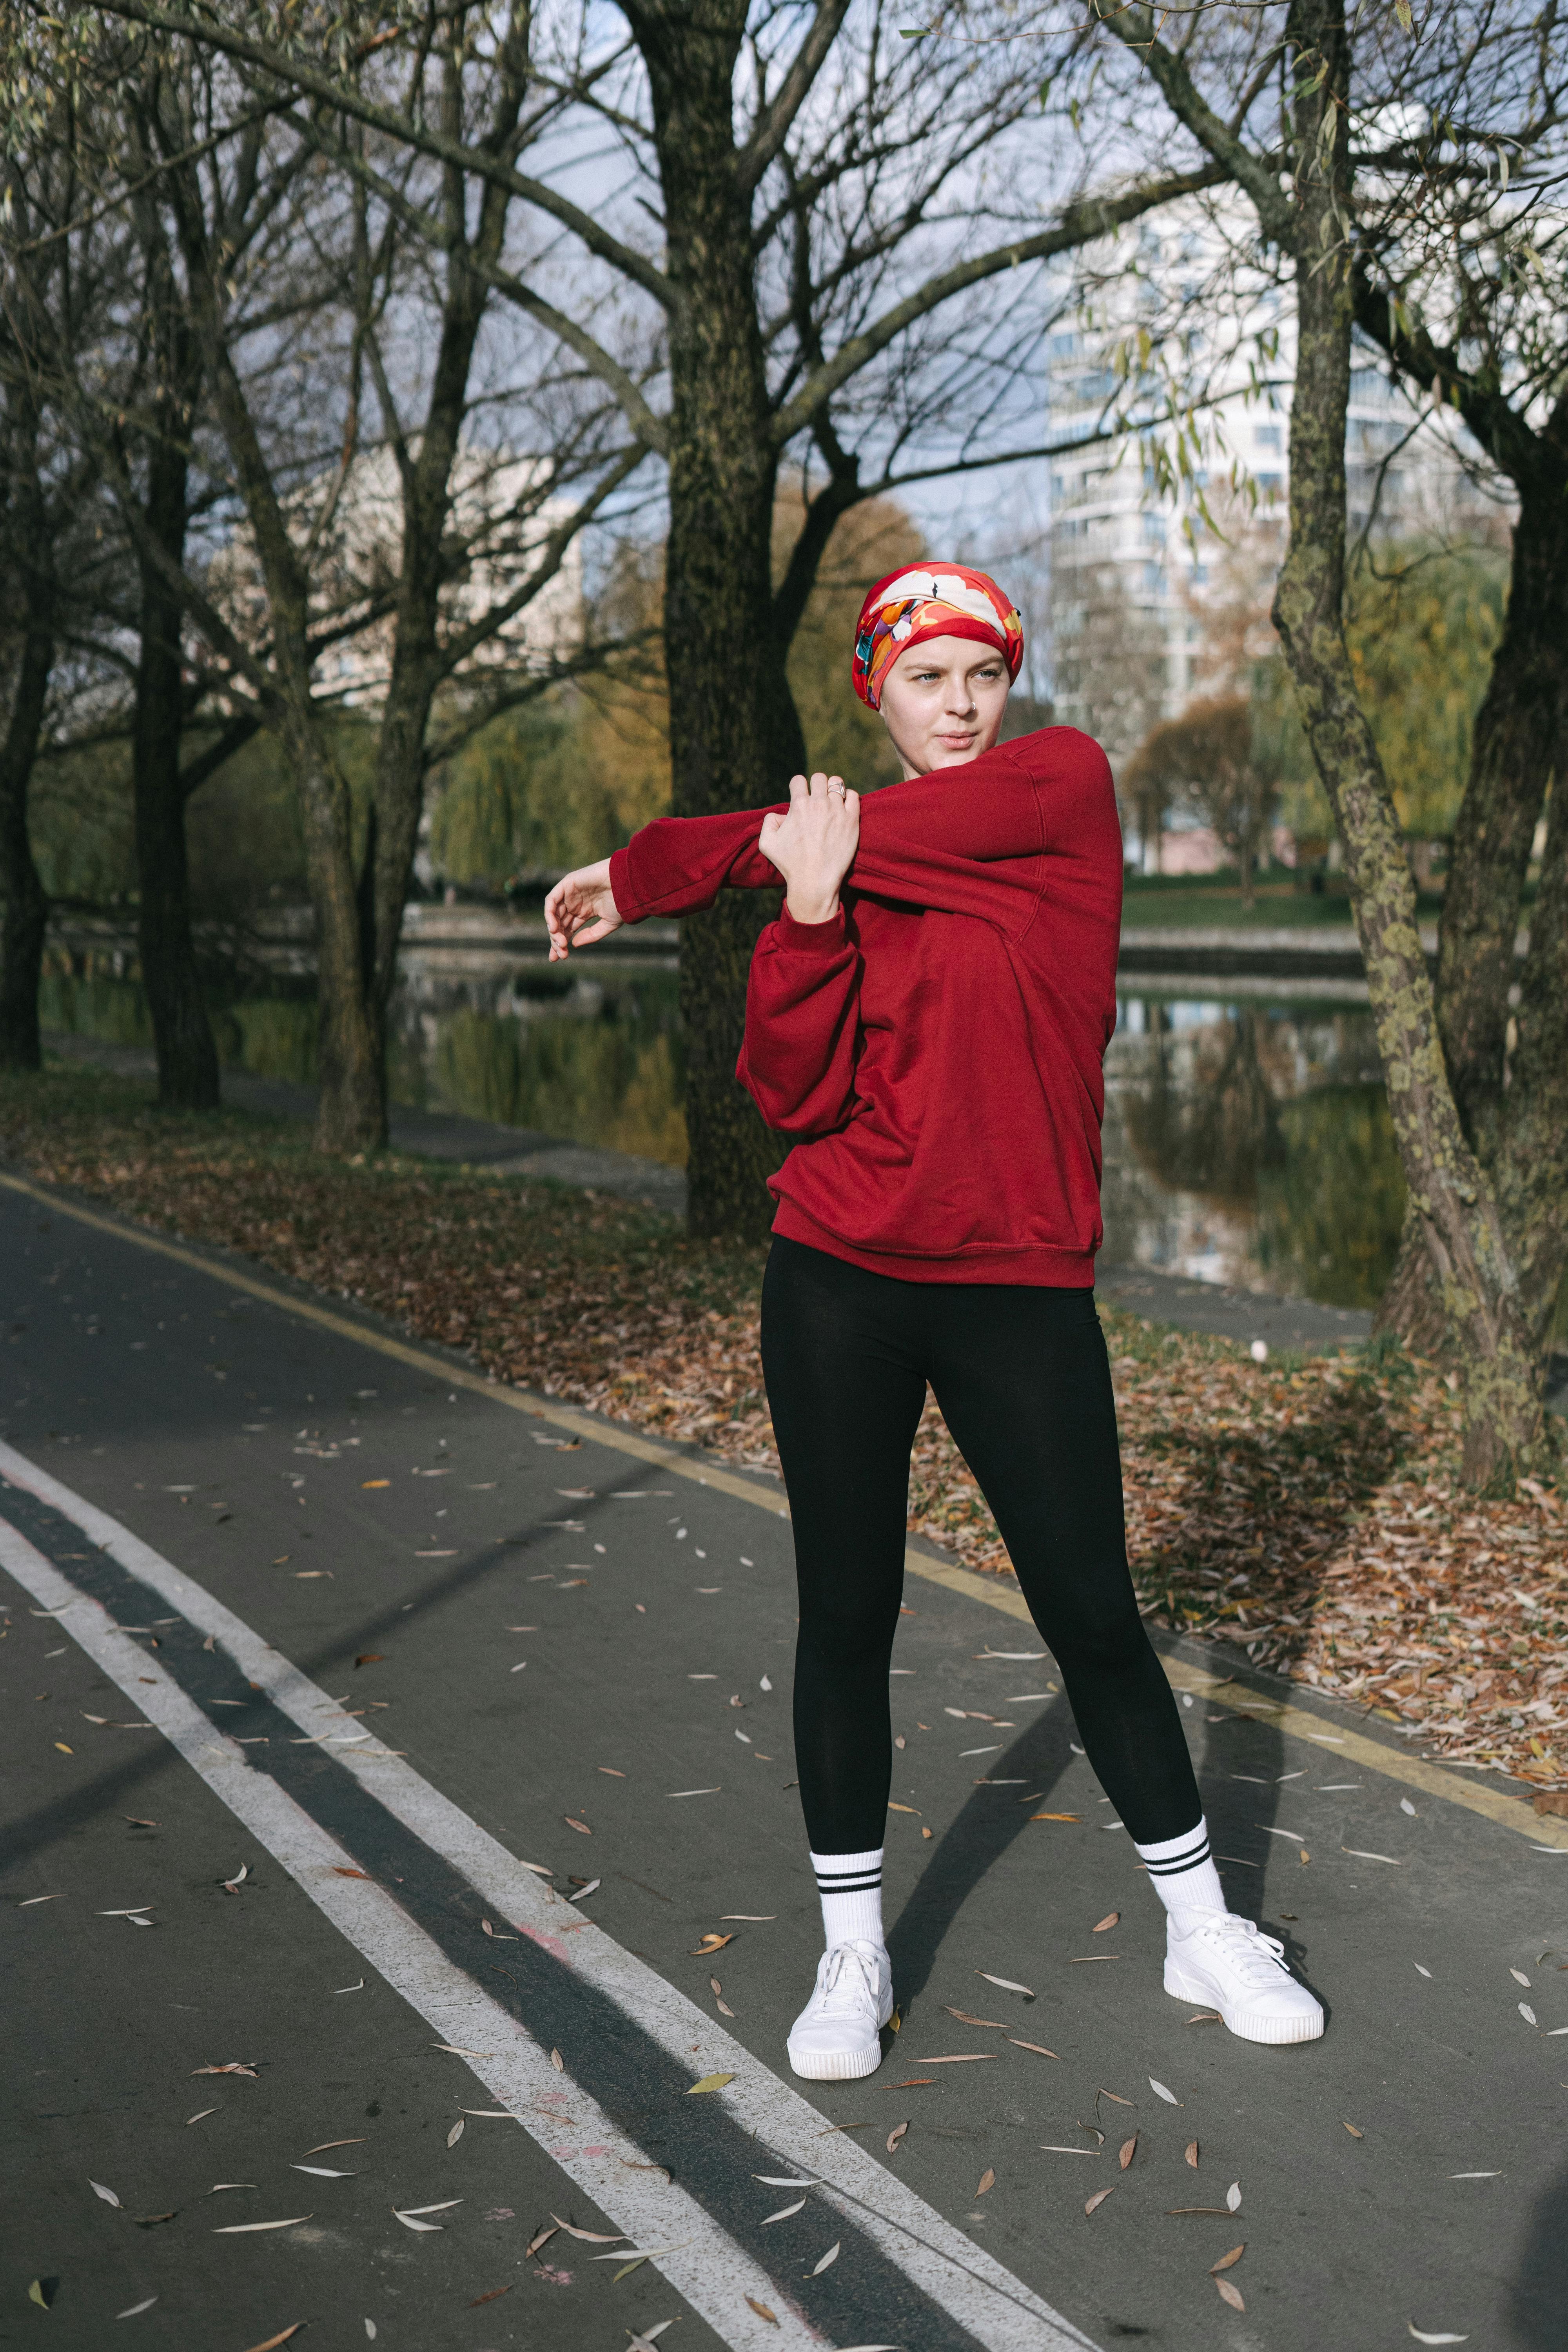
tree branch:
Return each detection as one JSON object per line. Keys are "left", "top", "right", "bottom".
{"left": 736, "top": 0, "right": 855, "bottom": 199}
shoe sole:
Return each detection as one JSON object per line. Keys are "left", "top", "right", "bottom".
{"left": 1164, "top": 1960, "right": 1324, "bottom": 2045}
{"left": 786, "top": 2039, "right": 884, "bottom": 2081}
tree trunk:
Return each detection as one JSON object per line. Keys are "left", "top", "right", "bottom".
{"left": 1492, "top": 758, "right": 1568, "bottom": 1360}
{"left": 0, "top": 602, "right": 53, "bottom": 1073}
{"left": 1372, "top": 433, "right": 1568, "bottom": 1367}
{"left": 1271, "top": 0, "right": 1541, "bottom": 1490}
{"left": 132, "top": 408, "right": 221, "bottom": 1112}
{"left": 633, "top": 0, "right": 803, "bottom": 1238}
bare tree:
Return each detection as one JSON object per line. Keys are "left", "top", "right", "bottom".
{"left": 16, "top": 15, "right": 637, "bottom": 1151}
{"left": 62, "top": 0, "right": 1226, "bottom": 1227}
{"left": 1094, "top": 0, "right": 1568, "bottom": 1485}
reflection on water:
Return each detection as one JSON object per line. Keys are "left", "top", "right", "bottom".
{"left": 1102, "top": 1000, "right": 1403, "bottom": 1308}
{"left": 42, "top": 955, "right": 1401, "bottom": 1308}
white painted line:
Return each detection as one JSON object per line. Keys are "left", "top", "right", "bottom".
{"left": 0, "top": 1514, "right": 805, "bottom": 2351}
{"left": 0, "top": 1443, "right": 1099, "bottom": 2352}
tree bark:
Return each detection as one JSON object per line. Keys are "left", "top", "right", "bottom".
{"left": 132, "top": 343, "right": 222, "bottom": 1112}
{"left": 0, "top": 594, "right": 53, "bottom": 1073}
{"left": 1373, "top": 468, "right": 1568, "bottom": 1358}
{"left": 1271, "top": 0, "right": 1541, "bottom": 1489}
{"left": 632, "top": 0, "right": 802, "bottom": 1238}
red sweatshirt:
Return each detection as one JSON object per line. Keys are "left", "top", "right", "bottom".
{"left": 607, "top": 726, "right": 1123, "bottom": 1286}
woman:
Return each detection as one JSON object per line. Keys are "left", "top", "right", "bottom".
{"left": 545, "top": 564, "right": 1323, "bottom": 2078}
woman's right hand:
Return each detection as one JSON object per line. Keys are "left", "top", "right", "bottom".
{"left": 759, "top": 771, "right": 860, "bottom": 926}
{"left": 544, "top": 858, "right": 624, "bottom": 961}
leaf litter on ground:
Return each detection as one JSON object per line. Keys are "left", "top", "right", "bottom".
{"left": 11, "top": 1063, "right": 1561, "bottom": 1788}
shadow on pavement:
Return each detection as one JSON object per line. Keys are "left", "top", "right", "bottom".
{"left": 1508, "top": 2152, "right": 1568, "bottom": 2347}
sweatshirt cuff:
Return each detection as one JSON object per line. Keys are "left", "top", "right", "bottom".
{"left": 607, "top": 844, "right": 641, "bottom": 922}
{"left": 775, "top": 905, "right": 848, "bottom": 953}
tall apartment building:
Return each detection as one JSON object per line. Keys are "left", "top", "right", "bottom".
{"left": 1045, "top": 208, "right": 1489, "bottom": 800}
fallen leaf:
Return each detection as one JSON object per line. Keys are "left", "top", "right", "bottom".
{"left": 362, "top": 1479, "right": 390, "bottom": 1488}
{"left": 761, "top": 2200, "right": 806, "bottom": 2225}
{"left": 690, "top": 1933, "right": 735, "bottom": 1954}
{"left": 130, "top": 2211, "right": 177, "bottom": 2230}
{"left": 976, "top": 2168, "right": 995, "bottom": 2195}
{"left": 446, "top": 2121, "right": 464, "bottom": 2148}
{"left": 1211, "top": 2244, "right": 1245, "bottom": 2273}
{"left": 291, "top": 2165, "right": 355, "bottom": 2178}
{"left": 115, "top": 2298, "right": 158, "bottom": 2319}
{"left": 944, "top": 2008, "right": 1004, "bottom": 2028}
{"left": 753, "top": 2176, "right": 819, "bottom": 2187}
{"left": 887, "top": 2123, "right": 909, "bottom": 2153}
{"left": 90, "top": 2179, "right": 122, "bottom": 2207}
{"left": 1511, "top": 1968, "right": 1531, "bottom": 1986}
{"left": 27, "top": 2283, "right": 57, "bottom": 2310}
{"left": 550, "top": 2215, "right": 624, "bottom": 2242}
{"left": 550, "top": 2048, "right": 564, "bottom": 2071}
{"left": 354, "top": 1654, "right": 385, "bottom": 1668}
{"left": 221, "top": 1866, "right": 248, "bottom": 1894}
{"left": 1148, "top": 2074, "right": 1182, "bottom": 2106}
{"left": 524, "top": 2224, "right": 559, "bottom": 2258}
{"left": 125, "top": 1818, "right": 157, "bottom": 1828}
{"left": 237, "top": 2329, "right": 305, "bottom": 2352}
{"left": 1093, "top": 1913, "right": 1120, "bottom": 1934}
{"left": 746, "top": 2297, "right": 779, "bottom": 2324}
{"left": 55, "top": 1742, "right": 74, "bottom": 1753}
{"left": 191, "top": 2063, "right": 258, "bottom": 2078}
{"left": 809, "top": 2241, "right": 841, "bottom": 2275}
{"left": 1084, "top": 2187, "right": 1115, "bottom": 2216}
{"left": 186, "top": 2110, "right": 218, "bottom": 2125}
{"left": 568, "top": 1880, "right": 601, "bottom": 1904}
{"left": 1227, "top": 2181, "right": 1241, "bottom": 2212}
{"left": 1341, "top": 1847, "right": 1402, "bottom": 1864}
{"left": 1166, "top": 2207, "right": 1231, "bottom": 2216}
{"left": 1185, "top": 2140, "right": 1199, "bottom": 2168}
{"left": 1031, "top": 1812, "right": 1081, "bottom": 1821}
{"left": 1407, "top": 2332, "right": 1469, "bottom": 2347}
{"left": 887, "top": 1802, "right": 920, "bottom": 1814}
{"left": 213, "top": 2215, "right": 313, "bottom": 2233}
{"left": 1040, "top": 2145, "right": 1101, "bottom": 2155}
{"left": 1344, "top": 2122, "right": 1365, "bottom": 2138}
{"left": 332, "top": 1867, "right": 372, "bottom": 1881}
{"left": 565, "top": 1817, "right": 592, "bottom": 1835}
{"left": 687, "top": 2072, "right": 735, "bottom": 2094}
{"left": 1520, "top": 2004, "right": 1538, "bottom": 2025}
{"left": 976, "top": 1973, "right": 1034, "bottom": 1997}
{"left": 1007, "top": 2038, "right": 1060, "bottom": 2058}
{"left": 1099, "top": 2091, "right": 1134, "bottom": 2107}
{"left": 1119, "top": 2136, "right": 1137, "bottom": 2171}
{"left": 467, "top": 2284, "right": 511, "bottom": 2306}
{"left": 1215, "top": 2277, "right": 1245, "bottom": 2313}
{"left": 303, "top": 2140, "right": 365, "bottom": 2154}
{"left": 913, "top": 2053, "right": 998, "bottom": 2064}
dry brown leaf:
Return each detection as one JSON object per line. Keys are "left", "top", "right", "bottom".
{"left": 887, "top": 2122, "right": 909, "bottom": 2153}
{"left": 1084, "top": 2187, "right": 1115, "bottom": 2217}
{"left": 1215, "top": 2277, "right": 1245, "bottom": 2312}
{"left": 550, "top": 2215, "right": 623, "bottom": 2243}
{"left": 691, "top": 1933, "right": 735, "bottom": 1954}
{"left": 524, "top": 2224, "right": 558, "bottom": 2258}
{"left": 1344, "top": 2121, "right": 1365, "bottom": 2138}
{"left": 1099, "top": 2090, "right": 1134, "bottom": 2106}
{"left": 976, "top": 2169, "right": 995, "bottom": 2195}
{"left": 237, "top": 2328, "right": 305, "bottom": 2352}
{"left": 331, "top": 1866, "right": 371, "bottom": 1881}
{"left": 1007, "top": 2039, "right": 1060, "bottom": 2059}
{"left": 550, "top": 2049, "right": 564, "bottom": 2072}
{"left": 746, "top": 2298, "right": 779, "bottom": 2324}
{"left": 565, "top": 1817, "right": 592, "bottom": 1835}
{"left": 1119, "top": 2136, "right": 1138, "bottom": 2171}
{"left": 1093, "top": 1912, "right": 1120, "bottom": 1934}
{"left": 1185, "top": 2140, "right": 1200, "bottom": 2169}
{"left": 354, "top": 1653, "right": 385, "bottom": 1668}
{"left": 303, "top": 2141, "right": 365, "bottom": 2155}
{"left": 944, "top": 2008, "right": 1004, "bottom": 2028}
{"left": 467, "top": 2285, "right": 511, "bottom": 2306}
{"left": 1210, "top": 2245, "right": 1245, "bottom": 2274}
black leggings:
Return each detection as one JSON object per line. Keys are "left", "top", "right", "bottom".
{"left": 760, "top": 1236, "right": 1201, "bottom": 1855}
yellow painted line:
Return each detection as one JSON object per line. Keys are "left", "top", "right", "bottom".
{"left": 7, "top": 1165, "right": 1564, "bottom": 1853}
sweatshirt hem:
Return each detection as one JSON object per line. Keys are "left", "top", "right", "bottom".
{"left": 770, "top": 1200, "right": 1097, "bottom": 1287}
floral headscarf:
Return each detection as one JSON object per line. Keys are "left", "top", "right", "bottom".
{"left": 851, "top": 564, "right": 1024, "bottom": 711}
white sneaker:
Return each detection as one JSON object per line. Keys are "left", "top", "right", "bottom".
{"left": 786, "top": 1940, "right": 893, "bottom": 2081}
{"left": 1164, "top": 1911, "right": 1325, "bottom": 2045}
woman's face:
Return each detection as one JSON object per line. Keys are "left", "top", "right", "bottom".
{"left": 877, "top": 633, "right": 1011, "bottom": 779}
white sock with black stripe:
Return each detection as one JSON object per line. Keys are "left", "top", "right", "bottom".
{"left": 809, "top": 1847, "right": 885, "bottom": 1951}
{"left": 1135, "top": 1816, "right": 1226, "bottom": 1927}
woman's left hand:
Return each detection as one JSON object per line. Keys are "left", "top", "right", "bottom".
{"left": 759, "top": 771, "right": 860, "bottom": 925}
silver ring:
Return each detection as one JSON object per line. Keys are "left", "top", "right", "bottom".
{"left": 828, "top": 782, "right": 846, "bottom": 798}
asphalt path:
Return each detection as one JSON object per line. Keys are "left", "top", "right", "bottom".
{"left": 3, "top": 1172, "right": 1567, "bottom": 2352}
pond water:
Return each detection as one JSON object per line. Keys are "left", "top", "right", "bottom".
{"left": 42, "top": 952, "right": 1405, "bottom": 1311}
